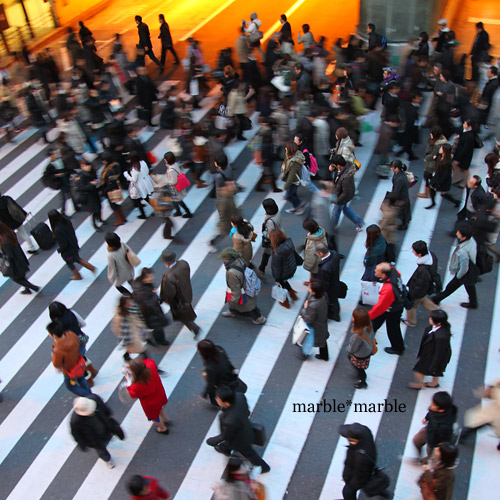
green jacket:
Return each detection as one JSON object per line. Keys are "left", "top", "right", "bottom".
{"left": 282, "top": 151, "right": 305, "bottom": 190}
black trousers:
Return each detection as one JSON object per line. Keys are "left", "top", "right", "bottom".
{"left": 160, "top": 44, "right": 179, "bottom": 66}
{"left": 208, "top": 434, "right": 269, "bottom": 469}
{"left": 327, "top": 293, "right": 340, "bottom": 320}
{"left": 434, "top": 275, "right": 478, "bottom": 307}
{"left": 342, "top": 484, "right": 359, "bottom": 500}
{"left": 372, "top": 309, "right": 404, "bottom": 352}
{"left": 144, "top": 47, "right": 162, "bottom": 67}
{"left": 12, "top": 276, "right": 38, "bottom": 291}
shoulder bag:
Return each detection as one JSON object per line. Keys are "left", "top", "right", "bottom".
{"left": 123, "top": 244, "right": 141, "bottom": 267}
{"left": 358, "top": 449, "right": 390, "bottom": 497}
{"left": 361, "top": 332, "right": 378, "bottom": 355}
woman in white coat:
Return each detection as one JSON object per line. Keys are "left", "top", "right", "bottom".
{"left": 124, "top": 155, "right": 155, "bottom": 219}
{"left": 163, "top": 151, "right": 192, "bottom": 218}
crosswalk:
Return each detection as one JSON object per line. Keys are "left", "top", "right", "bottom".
{"left": 0, "top": 99, "right": 498, "bottom": 500}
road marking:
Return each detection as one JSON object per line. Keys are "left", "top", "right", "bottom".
{"left": 179, "top": 0, "right": 236, "bottom": 41}
{"left": 262, "top": 0, "right": 307, "bottom": 43}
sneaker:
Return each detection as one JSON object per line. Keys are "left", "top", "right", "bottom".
{"left": 208, "top": 244, "right": 218, "bottom": 254}
{"left": 285, "top": 207, "right": 297, "bottom": 214}
{"left": 355, "top": 223, "right": 365, "bottom": 232}
{"left": 105, "top": 459, "right": 116, "bottom": 469}
{"left": 222, "top": 311, "right": 236, "bottom": 318}
{"left": 252, "top": 315, "right": 266, "bottom": 325}
{"left": 294, "top": 206, "right": 306, "bottom": 216}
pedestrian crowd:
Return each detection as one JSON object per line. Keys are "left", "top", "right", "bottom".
{"left": 1, "top": 10, "right": 500, "bottom": 500}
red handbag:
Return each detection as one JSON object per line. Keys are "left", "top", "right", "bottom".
{"left": 175, "top": 172, "right": 191, "bottom": 191}
{"left": 65, "top": 355, "right": 86, "bottom": 379}
{"left": 147, "top": 152, "right": 158, "bottom": 164}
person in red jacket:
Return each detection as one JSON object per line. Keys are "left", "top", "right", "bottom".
{"left": 127, "top": 475, "right": 169, "bottom": 499}
{"left": 125, "top": 358, "right": 169, "bottom": 434}
{"left": 368, "top": 262, "right": 405, "bottom": 355}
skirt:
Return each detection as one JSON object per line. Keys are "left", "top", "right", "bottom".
{"left": 349, "top": 353, "right": 370, "bottom": 369}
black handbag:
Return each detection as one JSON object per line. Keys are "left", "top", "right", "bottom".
{"left": 338, "top": 281, "right": 348, "bottom": 299}
{"left": 252, "top": 423, "right": 266, "bottom": 447}
{"left": 295, "top": 251, "right": 304, "bottom": 266}
{"left": 358, "top": 449, "right": 390, "bottom": 496}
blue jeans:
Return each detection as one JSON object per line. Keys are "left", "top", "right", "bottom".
{"left": 285, "top": 184, "right": 301, "bottom": 208}
{"left": 331, "top": 202, "right": 364, "bottom": 228}
{"left": 302, "top": 326, "right": 315, "bottom": 356}
{"left": 306, "top": 179, "right": 319, "bottom": 193}
{"left": 63, "top": 374, "right": 92, "bottom": 396}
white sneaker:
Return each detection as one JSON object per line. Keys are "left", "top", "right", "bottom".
{"left": 105, "top": 459, "right": 115, "bottom": 469}
{"left": 208, "top": 244, "right": 218, "bottom": 254}
{"left": 355, "top": 224, "right": 365, "bottom": 232}
{"left": 295, "top": 206, "right": 306, "bottom": 216}
{"left": 285, "top": 208, "right": 297, "bottom": 214}
{"left": 222, "top": 311, "right": 236, "bottom": 318}
{"left": 252, "top": 316, "right": 266, "bottom": 325}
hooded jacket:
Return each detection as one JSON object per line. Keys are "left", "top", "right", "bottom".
{"left": 271, "top": 238, "right": 297, "bottom": 282}
{"left": 282, "top": 151, "right": 305, "bottom": 190}
{"left": 407, "top": 252, "right": 438, "bottom": 300}
{"left": 333, "top": 162, "right": 356, "bottom": 205}
{"left": 425, "top": 404, "right": 458, "bottom": 448}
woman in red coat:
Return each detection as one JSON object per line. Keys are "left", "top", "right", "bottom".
{"left": 125, "top": 358, "right": 169, "bottom": 434}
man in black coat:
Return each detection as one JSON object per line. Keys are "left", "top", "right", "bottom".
{"left": 70, "top": 394, "right": 124, "bottom": 468}
{"left": 388, "top": 160, "right": 411, "bottom": 230}
{"left": 315, "top": 243, "right": 341, "bottom": 321}
{"left": 158, "top": 14, "right": 179, "bottom": 67}
{"left": 135, "top": 15, "right": 162, "bottom": 69}
{"left": 206, "top": 386, "right": 270, "bottom": 473}
{"left": 135, "top": 66, "right": 158, "bottom": 127}
{"left": 470, "top": 22, "right": 490, "bottom": 82}
{"left": 0, "top": 193, "right": 37, "bottom": 253}
{"left": 381, "top": 82, "right": 400, "bottom": 122}
{"left": 478, "top": 66, "right": 499, "bottom": 124}
{"left": 452, "top": 119, "right": 476, "bottom": 187}
{"left": 454, "top": 175, "right": 489, "bottom": 229}
{"left": 279, "top": 14, "right": 293, "bottom": 44}
{"left": 396, "top": 92, "right": 422, "bottom": 160}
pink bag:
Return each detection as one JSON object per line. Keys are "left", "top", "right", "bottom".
{"left": 175, "top": 172, "right": 191, "bottom": 191}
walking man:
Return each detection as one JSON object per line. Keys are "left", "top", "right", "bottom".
{"left": 160, "top": 250, "right": 201, "bottom": 338}
{"left": 158, "top": 14, "right": 179, "bottom": 68}
{"left": 135, "top": 15, "right": 163, "bottom": 70}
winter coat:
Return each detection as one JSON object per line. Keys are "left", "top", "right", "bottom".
{"left": 419, "top": 466, "right": 455, "bottom": 500}
{"left": 313, "top": 118, "right": 331, "bottom": 157}
{"left": 201, "top": 345, "right": 238, "bottom": 402}
{"left": 129, "top": 476, "right": 169, "bottom": 500}
{"left": 107, "top": 244, "right": 135, "bottom": 287}
{"left": 232, "top": 231, "right": 253, "bottom": 265}
{"left": 465, "top": 378, "right": 500, "bottom": 437}
{"left": 362, "top": 235, "right": 387, "bottom": 281}
{"left": 111, "top": 305, "right": 147, "bottom": 354}
{"left": 166, "top": 163, "right": 187, "bottom": 199}
{"left": 127, "top": 358, "right": 168, "bottom": 420}
{"left": 54, "top": 222, "right": 80, "bottom": 264}
{"left": 213, "top": 479, "right": 254, "bottom": 500}
{"left": 51, "top": 330, "right": 81, "bottom": 375}
{"left": 342, "top": 424, "right": 377, "bottom": 490}
{"left": 235, "top": 35, "right": 250, "bottom": 64}
{"left": 453, "top": 129, "right": 475, "bottom": 170}
{"left": 424, "top": 404, "right": 458, "bottom": 449}
{"left": 297, "top": 31, "right": 315, "bottom": 49}
{"left": 303, "top": 228, "right": 327, "bottom": 274}
{"left": 431, "top": 158, "right": 453, "bottom": 192}
{"left": 160, "top": 260, "right": 197, "bottom": 323}
{"left": 317, "top": 251, "right": 341, "bottom": 301}
{"left": 225, "top": 257, "right": 257, "bottom": 313}
{"left": 424, "top": 136, "right": 447, "bottom": 174}
{"left": 332, "top": 163, "right": 356, "bottom": 205}
{"left": 124, "top": 162, "right": 155, "bottom": 200}
{"left": 57, "top": 119, "right": 86, "bottom": 155}
{"left": 216, "top": 189, "right": 238, "bottom": 236}
{"left": 0, "top": 195, "right": 25, "bottom": 230}
{"left": 413, "top": 324, "right": 452, "bottom": 377}
{"left": 335, "top": 136, "right": 355, "bottom": 164}
{"left": 391, "top": 169, "right": 410, "bottom": 202}
{"left": 218, "top": 392, "right": 254, "bottom": 451}
{"left": 75, "top": 170, "right": 101, "bottom": 214}
{"left": 132, "top": 280, "right": 168, "bottom": 330}
{"left": 159, "top": 21, "right": 173, "bottom": 47}
{"left": 100, "top": 162, "right": 122, "bottom": 197}
{"left": 407, "top": 252, "right": 438, "bottom": 300}
{"left": 227, "top": 88, "right": 248, "bottom": 116}
{"left": 262, "top": 212, "right": 281, "bottom": 256}
{"left": 449, "top": 237, "right": 477, "bottom": 282}
{"left": 347, "top": 328, "right": 376, "bottom": 359}
{"left": 300, "top": 294, "right": 329, "bottom": 347}
{"left": 282, "top": 151, "right": 305, "bottom": 190}
{"left": 0, "top": 240, "right": 29, "bottom": 280}
{"left": 136, "top": 74, "right": 158, "bottom": 109}
{"left": 308, "top": 192, "right": 335, "bottom": 241}
{"left": 379, "top": 201, "right": 398, "bottom": 245}
{"left": 271, "top": 238, "right": 297, "bottom": 282}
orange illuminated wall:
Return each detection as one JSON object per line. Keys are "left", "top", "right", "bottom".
{"left": 53, "top": 0, "right": 111, "bottom": 26}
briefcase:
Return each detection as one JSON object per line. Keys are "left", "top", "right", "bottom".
{"left": 252, "top": 423, "right": 266, "bottom": 447}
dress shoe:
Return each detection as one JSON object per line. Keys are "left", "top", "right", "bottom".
{"left": 354, "top": 380, "right": 367, "bottom": 389}
{"left": 260, "top": 464, "right": 271, "bottom": 474}
{"left": 315, "top": 354, "right": 329, "bottom": 361}
{"left": 295, "top": 351, "right": 308, "bottom": 361}
{"left": 384, "top": 347, "right": 404, "bottom": 355}
{"left": 460, "top": 302, "right": 478, "bottom": 309}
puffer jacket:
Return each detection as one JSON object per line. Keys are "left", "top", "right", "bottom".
{"left": 449, "top": 237, "right": 477, "bottom": 280}
{"left": 232, "top": 231, "right": 253, "bottom": 264}
{"left": 51, "top": 330, "right": 81, "bottom": 375}
{"left": 271, "top": 238, "right": 297, "bottom": 282}
{"left": 333, "top": 162, "right": 356, "bottom": 205}
{"left": 335, "top": 136, "right": 355, "bottom": 164}
{"left": 424, "top": 135, "right": 448, "bottom": 174}
{"left": 407, "top": 252, "right": 438, "bottom": 300}
{"left": 303, "top": 227, "right": 327, "bottom": 274}
{"left": 282, "top": 151, "right": 305, "bottom": 190}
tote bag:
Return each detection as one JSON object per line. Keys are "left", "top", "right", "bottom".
{"left": 292, "top": 316, "right": 310, "bottom": 346}
{"left": 175, "top": 172, "right": 191, "bottom": 191}
{"left": 361, "top": 281, "right": 380, "bottom": 306}
{"left": 272, "top": 284, "right": 288, "bottom": 303}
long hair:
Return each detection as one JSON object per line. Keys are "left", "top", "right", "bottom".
{"left": 128, "top": 357, "right": 151, "bottom": 384}
{"left": 117, "top": 296, "right": 130, "bottom": 317}
{"left": 48, "top": 209, "right": 72, "bottom": 234}
{"left": 0, "top": 221, "right": 19, "bottom": 246}
{"left": 351, "top": 307, "right": 372, "bottom": 335}
{"left": 231, "top": 215, "right": 251, "bottom": 239}
{"left": 485, "top": 152, "right": 499, "bottom": 178}
{"left": 270, "top": 228, "right": 287, "bottom": 252}
{"left": 48, "top": 301, "right": 68, "bottom": 322}
{"left": 197, "top": 339, "right": 221, "bottom": 364}
{"left": 430, "top": 309, "right": 451, "bottom": 332}
{"left": 138, "top": 267, "right": 154, "bottom": 282}
{"left": 285, "top": 141, "right": 298, "bottom": 158}
{"left": 365, "top": 224, "right": 381, "bottom": 250}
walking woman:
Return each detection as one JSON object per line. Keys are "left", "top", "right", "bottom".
{"left": 297, "top": 279, "right": 329, "bottom": 361}
{"left": 302, "top": 218, "right": 327, "bottom": 282}
{"left": 427, "top": 143, "right": 461, "bottom": 209}
{"left": 259, "top": 198, "right": 281, "bottom": 273}
{"left": 270, "top": 228, "right": 298, "bottom": 308}
{"left": 409, "top": 309, "right": 452, "bottom": 389}
{"left": 197, "top": 339, "right": 246, "bottom": 407}
{"left": 282, "top": 141, "right": 305, "bottom": 214}
{"left": 100, "top": 151, "right": 126, "bottom": 226}
{"left": 0, "top": 222, "right": 39, "bottom": 294}
{"left": 362, "top": 224, "right": 387, "bottom": 281}
{"left": 125, "top": 357, "right": 169, "bottom": 434}
{"left": 212, "top": 456, "right": 260, "bottom": 500}
{"left": 230, "top": 215, "right": 254, "bottom": 265}
{"left": 418, "top": 443, "right": 458, "bottom": 500}
{"left": 347, "top": 308, "right": 376, "bottom": 389}
{"left": 124, "top": 155, "right": 155, "bottom": 219}
{"left": 48, "top": 209, "right": 96, "bottom": 280}
{"left": 76, "top": 159, "right": 104, "bottom": 231}
{"left": 419, "top": 126, "right": 447, "bottom": 199}
{"left": 105, "top": 232, "right": 137, "bottom": 296}
{"left": 111, "top": 296, "right": 149, "bottom": 361}
{"left": 163, "top": 151, "right": 192, "bottom": 217}
{"left": 132, "top": 267, "right": 169, "bottom": 345}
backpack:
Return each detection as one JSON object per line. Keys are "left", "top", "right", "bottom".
{"left": 6, "top": 197, "right": 27, "bottom": 225}
{"left": 231, "top": 264, "right": 261, "bottom": 297}
{"left": 476, "top": 244, "right": 493, "bottom": 275}
{"left": 303, "top": 148, "right": 318, "bottom": 175}
{"left": 389, "top": 268, "right": 414, "bottom": 310}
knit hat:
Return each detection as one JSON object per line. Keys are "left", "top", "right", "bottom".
{"left": 161, "top": 250, "right": 176, "bottom": 263}
{"left": 250, "top": 13, "right": 257, "bottom": 21}
{"left": 73, "top": 397, "right": 97, "bottom": 416}
{"left": 218, "top": 247, "right": 241, "bottom": 260}
{"left": 438, "top": 18, "right": 447, "bottom": 25}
